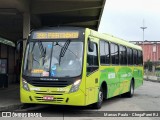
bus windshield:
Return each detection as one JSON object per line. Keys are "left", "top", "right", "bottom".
{"left": 23, "top": 41, "right": 83, "bottom": 77}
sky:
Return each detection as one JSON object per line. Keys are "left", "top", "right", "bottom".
{"left": 98, "top": 0, "right": 160, "bottom": 41}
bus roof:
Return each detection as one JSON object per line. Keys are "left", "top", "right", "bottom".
{"left": 88, "top": 28, "right": 142, "bottom": 51}
{"left": 29, "top": 27, "right": 142, "bottom": 51}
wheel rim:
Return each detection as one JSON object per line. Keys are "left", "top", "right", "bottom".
{"left": 131, "top": 83, "right": 134, "bottom": 95}
{"left": 99, "top": 90, "right": 103, "bottom": 103}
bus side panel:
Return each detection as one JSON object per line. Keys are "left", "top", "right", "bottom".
{"left": 86, "top": 71, "right": 99, "bottom": 105}
{"left": 133, "top": 66, "right": 143, "bottom": 89}
{"left": 100, "top": 66, "right": 120, "bottom": 99}
{"left": 138, "top": 66, "right": 144, "bottom": 87}
{"left": 118, "top": 66, "right": 132, "bottom": 95}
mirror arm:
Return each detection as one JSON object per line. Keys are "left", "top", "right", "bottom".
{"left": 16, "top": 38, "right": 27, "bottom": 53}
{"left": 16, "top": 38, "right": 27, "bottom": 45}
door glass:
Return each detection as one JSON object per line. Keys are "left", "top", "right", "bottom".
{"left": 87, "top": 42, "right": 99, "bottom": 75}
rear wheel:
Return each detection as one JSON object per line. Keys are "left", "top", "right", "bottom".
{"left": 130, "top": 80, "right": 134, "bottom": 97}
{"left": 92, "top": 87, "right": 103, "bottom": 109}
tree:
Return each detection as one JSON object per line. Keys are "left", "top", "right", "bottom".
{"left": 144, "top": 59, "right": 153, "bottom": 71}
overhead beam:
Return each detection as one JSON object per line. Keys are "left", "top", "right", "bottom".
{"left": 0, "top": 0, "right": 30, "bottom": 12}
{"left": 41, "top": 15, "right": 99, "bottom": 26}
{"left": 15, "top": 0, "right": 30, "bottom": 12}
{"left": 38, "top": 8, "right": 101, "bottom": 17}
{"left": 0, "top": 8, "right": 19, "bottom": 15}
{"left": 0, "top": 32, "right": 22, "bottom": 41}
{"left": 97, "top": 0, "right": 106, "bottom": 29}
{"left": 31, "top": 15, "right": 42, "bottom": 28}
{"left": 0, "top": 28, "right": 22, "bottom": 33}
{"left": 31, "top": 1, "right": 102, "bottom": 14}
{"left": 40, "top": 24, "right": 97, "bottom": 30}
{"left": 65, "top": 20, "right": 98, "bottom": 26}
{"left": 36, "top": 0, "right": 102, "bottom": 1}
{"left": 0, "top": 37, "right": 15, "bottom": 47}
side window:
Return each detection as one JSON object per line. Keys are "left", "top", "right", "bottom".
{"left": 120, "top": 45, "right": 127, "bottom": 65}
{"left": 100, "top": 41, "right": 105, "bottom": 64}
{"left": 87, "top": 42, "right": 99, "bottom": 74}
{"left": 127, "top": 47, "right": 130, "bottom": 65}
{"left": 100, "top": 40, "right": 110, "bottom": 64}
{"left": 105, "top": 42, "right": 110, "bottom": 64}
{"left": 127, "top": 48, "right": 133, "bottom": 65}
{"left": 133, "top": 49, "right": 138, "bottom": 65}
{"left": 111, "top": 43, "right": 119, "bottom": 65}
{"left": 138, "top": 51, "right": 143, "bottom": 65}
{"left": 130, "top": 48, "right": 133, "bottom": 65}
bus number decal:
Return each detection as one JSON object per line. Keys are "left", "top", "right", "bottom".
{"left": 108, "top": 73, "right": 116, "bottom": 79}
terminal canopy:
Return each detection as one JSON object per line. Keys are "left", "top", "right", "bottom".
{"left": 0, "top": 0, "right": 106, "bottom": 41}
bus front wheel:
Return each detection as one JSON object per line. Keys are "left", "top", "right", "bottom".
{"left": 92, "top": 87, "right": 103, "bottom": 109}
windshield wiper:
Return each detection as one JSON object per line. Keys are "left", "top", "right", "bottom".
{"left": 38, "top": 42, "right": 46, "bottom": 58}
{"left": 38, "top": 42, "right": 46, "bottom": 65}
{"left": 54, "top": 41, "right": 79, "bottom": 60}
{"left": 59, "top": 39, "right": 70, "bottom": 65}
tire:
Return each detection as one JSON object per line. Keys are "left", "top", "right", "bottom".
{"left": 92, "top": 87, "right": 103, "bottom": 109}
{"left": 122, "top": 80, "right": 134, "bottom": 98}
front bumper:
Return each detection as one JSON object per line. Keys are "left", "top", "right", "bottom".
{"left": 20, "top": 85, "right": 86, "bottom": 106}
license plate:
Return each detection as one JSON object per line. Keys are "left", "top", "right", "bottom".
{"left": 43, "top": 96, "right": 54, "bottom": 101}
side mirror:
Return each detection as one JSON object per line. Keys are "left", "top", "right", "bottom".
{"left": 16, "top": 38, "right": 27, "bottom": 53}
{"left": 88, "top": 38, "right": 94, "bottom": 52}
{"left": 16, "top": 42, "right": 21, "bottom": 53}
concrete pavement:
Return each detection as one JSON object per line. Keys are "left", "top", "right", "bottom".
{"left": 0, "top": 83, "right": 22, "bottom": 111}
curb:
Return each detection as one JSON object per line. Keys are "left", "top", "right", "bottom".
{"left": 0, "top": 104, "right": 23, "bottom": 112}
{"left": 144, "top": 79, "right": 160, "bottom": 83}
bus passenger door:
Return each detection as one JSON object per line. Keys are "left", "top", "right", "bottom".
{"left": 86, "top": 38, "right": 100, "bottom": 105}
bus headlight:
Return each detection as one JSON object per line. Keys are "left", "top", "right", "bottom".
{"left": 69, "top": 79, "right": 81, "bottom": 93}
{"left": 22, "top": 79, "right": 30, "bottom": 91}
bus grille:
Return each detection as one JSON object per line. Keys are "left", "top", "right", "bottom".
{"left": 28, "top": 80, "right": 72, "bottom": 87}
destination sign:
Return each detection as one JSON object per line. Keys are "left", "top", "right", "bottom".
{"left": 33, "top": 32, "right": 79, "bottom": 39}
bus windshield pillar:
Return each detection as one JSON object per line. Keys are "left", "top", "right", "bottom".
{"left": 23, "top": 12, "right": 30, "bottom": 52}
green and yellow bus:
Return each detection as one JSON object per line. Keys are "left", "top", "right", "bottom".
{"left": 20, "top": 27, "right": 143, "bottom": 109}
